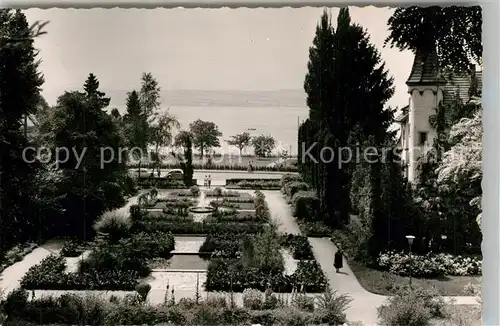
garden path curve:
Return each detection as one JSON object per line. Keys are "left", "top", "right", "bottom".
{"left": 263, "top": 190, "right": 479, "bottom": 326}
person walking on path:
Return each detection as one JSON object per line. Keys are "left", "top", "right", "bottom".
{"left": 204, "top": 175, "right": 207, "bottom": 187}
{"left": 334, "top": 249, "right": 343, "bottom": 273}
{"left": 207, "top": 175, "right": 212, "bottom": 188}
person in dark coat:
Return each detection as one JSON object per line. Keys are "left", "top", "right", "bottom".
{"left": 334, "top": 249, "right": 343, "bottom": 273}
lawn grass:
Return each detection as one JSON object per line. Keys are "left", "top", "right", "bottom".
{"left": 348, "top": 259, "right": 480, "bottom": 296}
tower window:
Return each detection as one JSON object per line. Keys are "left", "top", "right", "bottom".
{"left": 418, "top": 132, "right": 428, "bottom": 146}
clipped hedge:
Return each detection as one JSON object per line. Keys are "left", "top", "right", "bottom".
{"left": 281, "top": 173, "right": 302, "bottom": 188}
{"left": 137, "top": 178, "right": 196, "bottom": 189}
{"left": 205, "top": 259, "right": 327, "bottom": 293}
{"left": 20, "top": 255, "right": 140, "bottom": 291}
{"left": 226, "top": 179, "right": 281, "bottom": 190}
{"left": 291, "top": 190, "right": 319, "bottom": 221}
{"left": 284, "top": 181, "right": 310, "bottom": 198}
{"left": 280, "top": 233, "right": 314, "bottom": 260}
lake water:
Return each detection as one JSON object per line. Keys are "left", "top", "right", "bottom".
{"left": 117, "top": 105, "right": 309, "bottom": 155}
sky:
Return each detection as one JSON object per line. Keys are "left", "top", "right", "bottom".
{"left": 24, "top": 7, "right": 414, "bottom": 109}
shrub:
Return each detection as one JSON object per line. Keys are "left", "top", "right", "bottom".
{"left": 292, "top": 191, "right": 319, "bottom": 221}
{"left": 129, "top": 204, "right": 145, "bottom": 222}
{"left": 291, "top": 293, "right": 315, "bottom": 312}
{"left": 150, "top": 188, "right": 158, "bottom": 200}
{"left": 135, "top": 283, "right": 151, "bottom": 301}
{"left": 61, "top": 239, "right": 82, "bottom": 257}
{"left": 377, "top": 296, "right": 432, "bottom": 326}
{"left": 273, "top": 307, "right": 313, "bottom": 326}
{"left": 242, "top": 288, "right": 263, "bottom": 310}
{"left": 263, "top": 289, "right": 279, "bottom": 309}
{"left": 280, "top": 233, "right": 314, "bottom": 260}
{"left": 281, "top": 173, "right": 302, "bottom": 188}
{"left": 205, "top": 189, "right": 239, "bottom": 197}
{"left": 314, "top": 288, "right": 351, "bottom": 325}
{"left": 190, "top": 185, "right": 200, "bottom": 197}
{"left": 93, "top": 211, "right": 131, "bottom": 242}
{"left": 377, "top": 286, "right": 446, "bottom": 326}
{"left": 299, "top": 221, "right": 332, "bottom": 237}
{"left": 286, "top": 181, "right": 310, "bottom": 198}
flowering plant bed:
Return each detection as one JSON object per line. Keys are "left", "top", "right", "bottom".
{"left": 377, "top": 250, "right": 482, "bottom": 277}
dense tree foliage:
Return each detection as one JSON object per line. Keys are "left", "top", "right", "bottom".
{"left": 189, "top": 119, "right": 222, "bottom": 157}
{"left": 227, "top": 132, "right": 252, "bottom": 155}
{"left": 150, "top": 111, "right": 180, "bottom": 176}
{"left": 0, "top": 9, "right": 45, "bottom": 254}
{"left": 251, "top": 134, "right": 276, "bottom": 157}
{"left": 39, "top": 75, "right": 128, "bottom": 240}
{"left": 386, "top": 6, "right": 482, "bottom": 72}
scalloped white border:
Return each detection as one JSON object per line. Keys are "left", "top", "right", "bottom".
{"left": 0, "top": 1, "right": 496, "bottom": 324}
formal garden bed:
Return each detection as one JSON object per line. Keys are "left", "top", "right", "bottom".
{"left": 18, "top": 189, "right": 327, "bottom": 296}
{"left": 137, "top": 178, "right": 196, "bottom": 189}
{"left": 226, "top": 178, "right": 282, "bottom": 190}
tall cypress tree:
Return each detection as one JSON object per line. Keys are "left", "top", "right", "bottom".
{"left": 0, "top": 9, "right": 44, "bottom": 253}
{"left": 302, "top": 8, "right": 394, "bottom": 229}
{"left": 124, "top": 90, "right": 148, "bottom": 178}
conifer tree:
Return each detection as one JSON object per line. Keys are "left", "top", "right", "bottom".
{"left": 0, "top": 9, "right": 44, "bottom": 252}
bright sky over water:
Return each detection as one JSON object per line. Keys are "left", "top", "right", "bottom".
{"left": 25, "top": 7, "right": 413, "bottom": 109}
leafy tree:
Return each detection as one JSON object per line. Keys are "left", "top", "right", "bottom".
{"left": 123, "top": 90, "right": 148, "bottom": 178}
{"left": 110, "top": 108, "right": 121, "bottom": 120}
{"left": 227, "top": 132, "right": 251, "bottom": 155}
{"left": 436, "top": 104, "right": 482, "bottom": 251}
{"left": 251, "top": 134, "right": 276, "bottom": 157}
{"left": 0, "top": 9, "right": 45, "bottom": 253}
{"left": 42, "top": 75, "right": 127, "bottom": 240}
{"left": 386, "top": 6, "right": 482, "bottom": 72}
{"left": 150, "top": 111, "right": 180, "bottom": 176}
{"left": 189, "top": 119, "right": 222, "bottom": 157}
{"left": 139, "top": 72, "right": 161, "bottom": 122}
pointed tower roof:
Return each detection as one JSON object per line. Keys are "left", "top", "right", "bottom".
{"left": 406, "top": 46, "right": 446, "bottom": 86}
